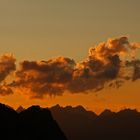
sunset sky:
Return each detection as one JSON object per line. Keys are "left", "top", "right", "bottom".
{"left": 0, "top": 0, "right": 140, "bottom": 113}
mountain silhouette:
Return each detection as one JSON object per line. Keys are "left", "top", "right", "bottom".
{"left": 2, "top": 103, "right": 140, "bottom": 140}
{"left": 16, "top": 105, "right": 25, "bottom": 113}
{"left": 0, "top": 103, "right": 19, "bottom": 139}
{"left": 50, "top": 105, "right": 140, "bottom": 140}
{"left": 50, "top": 105, "right": 97, "bottom": 140}
{"left": 99, "top": 109, "right": 115, "bottom": 117}
{"left": 0, "top": 103, "right": 67, "bottom": 140}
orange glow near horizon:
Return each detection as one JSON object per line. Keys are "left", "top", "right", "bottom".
{"left": 0, "top": 80, "right": 140, "bottom": 114}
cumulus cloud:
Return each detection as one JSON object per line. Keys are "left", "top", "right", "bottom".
{"left": 0, "top": 54, "right": 16, "bottom": 82}
{"left": 125, "top": 60, "right": 140, "bottom": 81}
{"left": 10, "top": 57, "right": 76, "bottom": 98}
{"left": 0, "top": 37, "right": 140, "bottom": 98}
{"left": 0, "top": 54, "right": 16, "bottom": 95}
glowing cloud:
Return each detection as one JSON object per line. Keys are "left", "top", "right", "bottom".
{"left": 0, "top": 37, "right": 140, "bottom": 98}
{"left": 0, "top": 54, "right": 16, "bottom": 95}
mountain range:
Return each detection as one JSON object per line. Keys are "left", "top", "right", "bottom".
{"left": 0, "top": 103, "right": 67, "bottom": 140}
{"left": 1, "top": 102, "right": 140, "bottom": 140}
{"left": 50, "top": 105, "right": 140, "bottom": 140}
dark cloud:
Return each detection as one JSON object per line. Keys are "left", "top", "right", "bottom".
{"left": 126, "top": 60, "right": 140, "bottom": 81}
{"left": 10, "top": 57, "right": 76, "bottom": 98}
{"left": 0, "top": 54, "right": 16, "bottom": 95}
{"left": 0, "top": 54, "right": 16, "bottom": 82}
{"left": 0, "top": 37, "right": 140, "bottom": 98}
{"left": 68, "top": 37, "right": 139, "bottom": 93}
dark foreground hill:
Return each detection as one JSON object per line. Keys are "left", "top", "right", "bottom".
{"left": 0, "top": 103, "right": 67, "bottom": 140}
{"left": 50, "top": 105, "right": 140, "bottom": 140}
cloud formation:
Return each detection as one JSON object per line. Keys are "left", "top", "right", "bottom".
{"left": 0, "top": 54, "right": 16, "bottom": 82}
{"left": 0, "top": 37, "right": 140, "bottom": 98}
{"left": 0, "top": 54, "right": 16, "bottom": 95}
{"left": 11, "top": 57, "right": 75, "bottom": 98}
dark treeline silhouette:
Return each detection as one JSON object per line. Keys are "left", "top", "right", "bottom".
{"left": 0, "top": 103, "right": 67, "bottom": 140}
{"left": 50, "top": 105, "right": 140, "bottom": 140}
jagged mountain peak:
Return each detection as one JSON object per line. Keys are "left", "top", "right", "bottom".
{"left": 99, "top": 109, "right": 115, "bottom": 117}
{"left": 16, "top": 106, "right": 25, "bottom": 113}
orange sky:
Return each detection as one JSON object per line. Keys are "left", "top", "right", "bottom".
{"left": 0, "top": 80, "right": 139, "bottom": 114}
{"left": 0, "top": 1, "right": 140, "bottom": 113}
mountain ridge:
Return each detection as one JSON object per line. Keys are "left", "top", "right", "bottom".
{"left": 13, "top": 104, "right": 140, "bottom": 140}
{"left": 50, "top": 104, "right": 140, "bottom": 140}
{"left": 16, "top": 104, "right": 139, "bottom": 115}
{"left": 0, "top": 103, "right": 67, "bottom": 140}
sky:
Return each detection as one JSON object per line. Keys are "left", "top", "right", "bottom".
{"left": 0, "top": 0, "right": 140, "bottom": 113}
